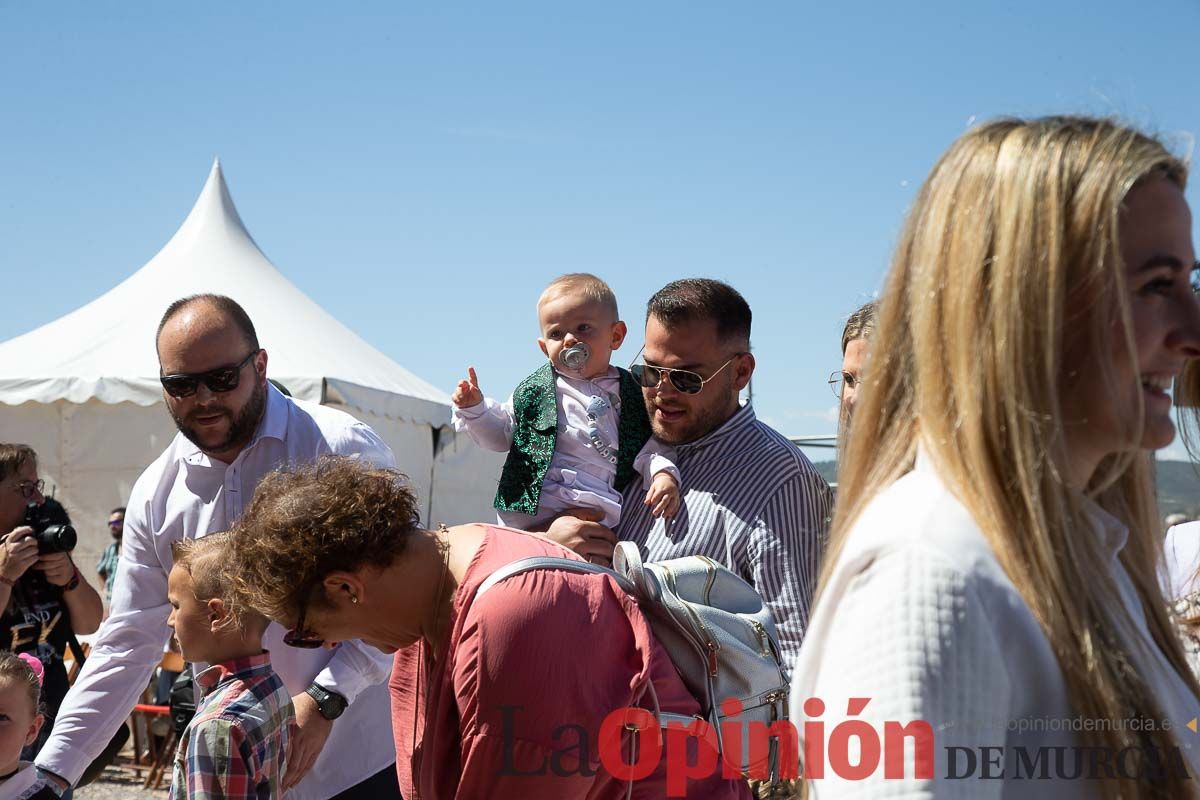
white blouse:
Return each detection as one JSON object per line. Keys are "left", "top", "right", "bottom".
{"left": 790, "top": 455, "right": 1200, "bottom": 798}
{"left": 1163, "top": 521, "right": 1200, "bottom": 599}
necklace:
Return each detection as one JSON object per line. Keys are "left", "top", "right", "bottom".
{"left": 410, "top": 523, "right": 452, "bottom": 800}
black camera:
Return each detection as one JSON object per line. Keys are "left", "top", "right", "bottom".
{"left": 22, "top": 503, "right": 77, "bottom": 554}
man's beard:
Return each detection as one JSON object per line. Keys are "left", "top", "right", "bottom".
{"left": 170, "top": 380, "right": 267, "bottom": 457}
{"left": 645, "top": 392, "right": 731, "bottom": 445}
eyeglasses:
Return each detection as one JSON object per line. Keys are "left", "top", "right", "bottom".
{"left": 283, "top": 597, "right": 324, "bottom": 649}
{"left": 828, "top": 370, "right": 860, "bottom": 399}
{"left": 108, "top": 518, "right": 124, "bottom": 528}
{"left": 14, "top": 480, "right": 44, "bottom": 500}
{"left": 159, "top": 350, "right": 260, "bottom": 399}
{"left": 630, "top": 354, "right": 741, "bottom": 395}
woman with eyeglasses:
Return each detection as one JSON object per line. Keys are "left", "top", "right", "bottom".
{"left": 830, "top": 301, "right": 877, "bottom": 436}
{"left": 228, "top": 455, "right": 750, "bottom": 800}
{"left": 0, "top": 444, "right": 102, "bottom": 764}
{"left": 791, "top": 117, "right": 1200, "bottom": 797}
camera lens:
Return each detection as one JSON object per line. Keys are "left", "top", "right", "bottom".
{"left": 36, "top": 524, "right": 76, "bottom": 555}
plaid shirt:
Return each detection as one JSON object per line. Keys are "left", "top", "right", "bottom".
{"left": 95, "top": 542, "right": 119, "bottom": 604}
{"left": 170, "top": 652, "right": 293, "bottom": 800}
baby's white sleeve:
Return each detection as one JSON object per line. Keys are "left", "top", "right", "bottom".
{"left": 452, "top": 395, "right": 517, "bottom": 452}
{"left": 633, "top": 437, "right": 680, "bottom": 490}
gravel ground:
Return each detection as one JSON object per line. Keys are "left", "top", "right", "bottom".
{"left": 74, "top": 771, "right": 170, "bottom": 799}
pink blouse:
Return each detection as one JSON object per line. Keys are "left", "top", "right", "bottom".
{"left": 390, "top": 525, "right": 750, "bottom": 799}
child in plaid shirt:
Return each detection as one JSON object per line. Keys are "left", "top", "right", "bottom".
{"left": 166, "top": 533, "right": 293, "bottom": 800}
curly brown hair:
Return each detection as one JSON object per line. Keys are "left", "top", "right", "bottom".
{"left": 228, "top": 456, "right": 421, "bottom": 625}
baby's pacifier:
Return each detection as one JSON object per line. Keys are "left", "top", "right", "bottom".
{"left": 559, "top": 343, "right": 591, "bottom": 371}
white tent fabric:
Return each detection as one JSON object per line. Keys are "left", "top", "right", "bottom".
{"left": 0, "top": 161, "right": 501, "bottom": 578}
{"left": 0, "top": 160, "right": 448, "bottom": 426}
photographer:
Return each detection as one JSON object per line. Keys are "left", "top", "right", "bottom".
{"left": 0, "top": 444, "right": 102, "bottom": 757}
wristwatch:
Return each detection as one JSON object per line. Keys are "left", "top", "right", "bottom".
{"left": 305, "top": 683, "right": 348, "bottom": 721}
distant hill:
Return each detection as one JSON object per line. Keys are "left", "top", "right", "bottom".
{"left": 1156, "top": 460, "right": 1200, "bottom": 519}
{"left": 812, "top": 459, "right": 1200, "bottom": 522}
{"left": 813, "top": 461, "right": 838, "bottom": 486}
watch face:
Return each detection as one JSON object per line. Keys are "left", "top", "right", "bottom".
{"left": 313, "top": 687, "right": 347, "bottom": 719}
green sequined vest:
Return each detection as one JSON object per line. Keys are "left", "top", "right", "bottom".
{"left": 494, "top": 362, "right": 652, "bottom": 516}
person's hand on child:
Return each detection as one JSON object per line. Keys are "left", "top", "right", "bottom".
{"left": 644, "top": 472, "right": 681, "bottom": 518}
{"left": 452, "top": 366, "right": 485, "bottom": 409}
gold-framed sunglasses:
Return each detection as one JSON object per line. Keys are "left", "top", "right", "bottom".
{"left": 629, "top": 347, "right": 743, "bottom": 395}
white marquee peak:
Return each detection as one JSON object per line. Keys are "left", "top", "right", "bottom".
{"left": 160, "top": 157, "right": 263, "bottom": 266}
{"left": 0, "top": 162, "right": 449, "bottom": 426}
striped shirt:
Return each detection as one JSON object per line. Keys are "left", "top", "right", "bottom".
{"left": 170, "top": 652, "right": 294, "bottom": 800}
{"left": 617, "top": 403, "right": 833, "bottom": 670}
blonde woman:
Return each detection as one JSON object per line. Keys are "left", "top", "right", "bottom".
{"left": 790, "top": 117, "right": 1200, "bottom": 798}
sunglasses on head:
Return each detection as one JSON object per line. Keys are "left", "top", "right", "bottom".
{"left": 159, "top": 350, "right": 260, "bottom": 399}
{"left": 630, "top": 353, "right": 741, "bottom": 395}
{"left": 283, "top": 598, "right": 324, "bottom": 649}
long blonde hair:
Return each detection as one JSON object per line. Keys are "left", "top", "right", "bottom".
{"left": 823, "top": 116, "right": 1198, "bottom": 798}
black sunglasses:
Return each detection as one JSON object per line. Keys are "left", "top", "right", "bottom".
{"left": 283, "top": 598, "right": 324, "bottom": 649}
{"left": 630, "top": 354, "right": 740, "bottom": 395}
{"left": 159, "top": 350, "right": 260, "bottom": 399}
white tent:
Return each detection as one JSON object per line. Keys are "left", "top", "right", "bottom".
{"left": 0, "top": 160, "right": 501, "bottom": 577}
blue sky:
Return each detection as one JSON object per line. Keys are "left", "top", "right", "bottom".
{"left": 3, "top": 2, "right": 1200, "bottom": 462}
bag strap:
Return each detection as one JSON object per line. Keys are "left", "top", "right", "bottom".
{"left": 474, "top": 555, "right": 639, "bottom": 600}
{"left": 66, "top": 630, "right": 87, "bottom": 668}
{"left": 613, "top": 540, "right": 660, "bottom": 599}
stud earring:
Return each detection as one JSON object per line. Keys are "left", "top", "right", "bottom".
{"left": 350, "top": 595, "right": 359, "bottom": 605}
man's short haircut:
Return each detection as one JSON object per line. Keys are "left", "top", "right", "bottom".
{"left": 156, "top": 294, "right": 260, "bottom": 352}
{"left": 110, "top": 506, "right": 126, "bottom": 516}
{"left": 171, "top": 532, "right": 268, "bottom": 635}
{"left": 538, "top": 273, "right": 619, "bottom": 321}
{"left": 0, "top": 444, "right": 37, "bottom": 485}
{"left": 841, "top": 301, "right": 878, "bottom": 355}
{"left": 646, "top": 279, "right": 751, "bottom": 348}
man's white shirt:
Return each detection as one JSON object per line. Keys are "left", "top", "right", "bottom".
{"left": 36, "top": 385, "right": 397, "bottom": 798}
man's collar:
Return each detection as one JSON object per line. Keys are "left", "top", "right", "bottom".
{"left": 677, "top": 402, "right": 756, "bottom": 452}
{"left": 257, "top": 382, "right": 289, "bottom": 443}
{"left": 180, "top": 383, "right": 289, "bottom": 465}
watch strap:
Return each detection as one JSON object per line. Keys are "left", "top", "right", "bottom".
{"left": 306, "top": 683, "right": 347, "bottom": 720}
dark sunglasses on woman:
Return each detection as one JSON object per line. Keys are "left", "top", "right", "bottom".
{"left": 159, "top": 350, "right": 260, "bottom": 399}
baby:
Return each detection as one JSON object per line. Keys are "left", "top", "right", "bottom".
{"left": 453, "top": 273, "right": 680, "bottom": 530}
{"left": 0, "top": 652, "right": 56, "bottom": 799}
{"left": 167, "top": 533, "right": 293, "bottom": 800}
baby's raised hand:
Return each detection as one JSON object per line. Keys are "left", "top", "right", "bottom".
{"left": 452, "top": 366, "right": 485, "bottom": 409}
{"left": 644, "top": 471, "right": 681, "bottom": 518}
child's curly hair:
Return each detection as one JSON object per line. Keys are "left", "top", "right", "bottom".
{"left": 228, "top": 456, "right": 421, "bottom": 626}
{"left": 172, "top": 532, "right": 268, "bottom": 635}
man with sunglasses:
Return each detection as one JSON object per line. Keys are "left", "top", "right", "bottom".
{"left": 37, "top": 295, "right": 402, "bottom": 800}
{"left": 545, "top": 279, "right": 834, "bottom": 670}
{"left": 94, "top": 507, "right": 124, "bottom": 606}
